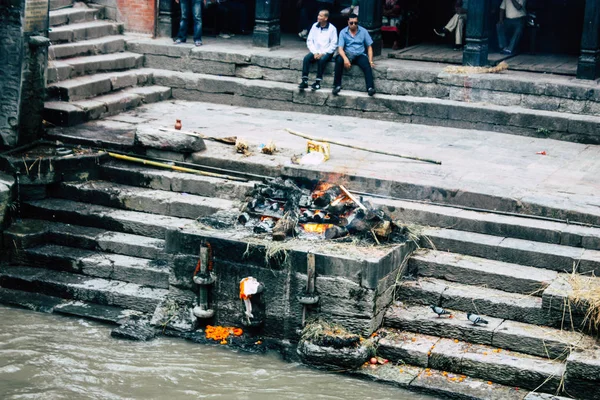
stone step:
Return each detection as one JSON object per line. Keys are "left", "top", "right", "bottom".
{"left": 383, "top": 304, "right": 593, "bottom": 360}
{"left": 396, "top": 278, "right": 548, "bottom": 326}
{"left": 44, "top": 85, "right": 171, "bottom": 126}
{"left": 99, "top": 161, "right": 254, "bottom": 201}
{"left": 47, "top": 69, "right": 153, "bottom": 101}
{"left": 49, "top": 36, "right": 125, "bottom": 61}
{"left": 375, "top": 330, "right": 565, "bottom": 393}
{"left": 50, "top": 0, "right": 74, "bottom": 11}
{"left": 21, "top": 198, "right": 196, "bottom": 239}
{"left": 49, "top": 5, "right": 100, "bottom": 27}
{"left": 13, "top": 244, "right": 170, "bottom": 289}
{"left": 0, "top": 266, "right": 168, "bottom": 313}
{"left": 352, "top": 362, "right": 527, "bottom": 400}
{"left": 49, "top": 21, "right": 123, "bottom": 44}
{"left": 408, "top": 249, "right": 558, "bottom": 296}
{"left": 53, "top": 180, "right": 239, "bottom": 219}
{"left": 54, "top": 300, "right": 137, "bottom": 324}
{"left": 131, "top": 40, "right": 600, "bottom": 144}
{"left": 422, "top": 227, "right": 600, "bottom": 276}
{"left": 143, "top": 69, "right": 600, "bottom": 144}
{"left": 0, "top": 287, "right": 65, "bottom": 313}
{"left": 4, "top": 219, "right": 165, "bottom": 259}
{"left": 48, "top": 52, "right": 144, "bottom": 83}
{"left": 368, "top": 196, "right": 600, "bottom": 251}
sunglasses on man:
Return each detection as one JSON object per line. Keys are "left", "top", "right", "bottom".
{"left": 348, "top": 21, "right": 358, "bottom": 25}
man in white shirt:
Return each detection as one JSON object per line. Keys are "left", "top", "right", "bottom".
{"left": 298, "top": 10, "right": 338, "bottom": 91}
{"left": 496, "top": 0, "right": 526, "bottom": 55}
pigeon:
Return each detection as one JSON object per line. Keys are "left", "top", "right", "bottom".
{"left": 467, "top": 313, "right": 489, "bottom": 325}
{"left": 430, "top": 305, "right": 451, "bottom": 317}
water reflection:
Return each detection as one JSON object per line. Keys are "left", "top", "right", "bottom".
{"left": 0, "top": 306, "right": 437, "bottom": 399}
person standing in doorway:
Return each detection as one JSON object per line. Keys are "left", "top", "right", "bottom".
{"left": 175, "top": 0, "right": 203, "bottom": 46}
{"left": 332, "top": 14, "right": 376, "bottom": 97}
{"left": 496, "top": 0, "right": 526, "bottom": 55}
{"left": 434, "top": 0, "right": 468, "bottom": 51}
{"left": 298, "top": 10, "right": 338, "bottom": 91}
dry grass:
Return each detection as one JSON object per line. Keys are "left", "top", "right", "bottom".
{"left": 444, "top": 61, "right": 509, "bottom": 75}
{"left": 567, "top": 272, "right": 600, "bottom": 332}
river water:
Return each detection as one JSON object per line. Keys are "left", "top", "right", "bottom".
{"left": 0, "top": 306, "right": 437, "bottom": 400}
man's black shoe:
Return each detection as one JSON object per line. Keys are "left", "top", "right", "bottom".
{"left": 332, "top": 86, "right": 341, "bottom": 95}
{"left": 367, "top": 87, "right": 376, "bottom": 96}
{"left": 298, "top": 80, "right": 308, "bottom": 90}
{"left": 311, "top": 81, "right": 321, "bottom": 91}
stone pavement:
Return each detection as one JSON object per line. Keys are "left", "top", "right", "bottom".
{"left": 54, "top": 99, "right": 600, "bottom": 224}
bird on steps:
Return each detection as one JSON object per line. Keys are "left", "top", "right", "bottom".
{"left": 430, "top": 305, "right": 451, "bottom": 317}
{"left": 467, "top": 313, "right": 488, "bottom": 325}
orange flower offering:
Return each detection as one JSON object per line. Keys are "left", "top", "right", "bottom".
{"left": 205, "top": 325, "right": 244, "bottom": 342}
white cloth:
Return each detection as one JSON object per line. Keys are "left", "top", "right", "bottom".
{"left": 500, "top": 0, "right": 526, "bottom": 19}
{"left": 306, "top": 22, "right": 338, "bottom": 55}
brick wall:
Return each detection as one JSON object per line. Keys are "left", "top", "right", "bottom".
{"left": 115, "top": 0, "right": 156, "bottom": 35}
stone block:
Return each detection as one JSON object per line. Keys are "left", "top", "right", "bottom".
{"left": 252, "top": 54, "right": 291, "bottom": 69}
{"left": 410, "top": 368, "right": 524, "bottom": 400}
{"left": 385, "top": 304, "right": 500, "bottom": 345}
{"left": 460, "top": 343, "right": 565, "bottom": 392}
{"left": 189, "top": 60, "right": 236, "bottom": 76}
{"left": 442, "top": 282, "right": 546, "bottom": 325}
{"left": 379, "top": 331, "right": 438, "bottom": 367}
{"left": 395, "top": 279, "right": 446, "bottom": 305}
{"left": 240, "top": 82, "right": 293, "bottom": 102}
{"left": 235, "top": 65, "right": 264, "bottom": 79}
{"left": 261, "top": 68, "right": 298, "bottom": 84}
{"left": 558, "top": 98, "right": 586, "bottom": 114}
{"left": 429, "top": 338, "right": 463, "bottom": 372}
{"left": 492, "top": 319, "right": 588, "bottom": 360}
{"left": 292, "top": 90, "right": 328, "bottom": 106}
{"left": 566, "top": 347, "right": 600, "bottom": 381}
{"left": 109, "top": 73, "right": 138, "bottom": 91}
{"left": 190, "top": 49, "right": 251, "bottom": 64}
{"left": 135, "top": 126, "right": 206, "bottom": 153}
{"left": 387, "top": 68, "right": 439, "bottom": 83}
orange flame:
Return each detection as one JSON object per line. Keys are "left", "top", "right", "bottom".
{"left": 301, "top": 223, "right": 334, "bottom": 234}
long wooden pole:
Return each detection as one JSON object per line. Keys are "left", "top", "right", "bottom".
{"left": 285, "top": 128, "right": 442, "bottom": 165}
{"left": 107, "top": 152, "right": 248, "bottom": 182}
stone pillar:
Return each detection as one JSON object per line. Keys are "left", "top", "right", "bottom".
{"left": 577, "top": 0, "right": 600, "bottom": 80}
{"left": 463, "top": 0, "right": 490, "bottom": 67}
{"left": 157, "top": 0, "right": 174, "bottom": 38}
{"left": 359, "top": 0, "right": 382, "bottom": 56}
{"left": 253, "top": 0, "right": 280, "bottom": 48}
{"left": 0, "top": 0, "right": 49, "bottom": 149}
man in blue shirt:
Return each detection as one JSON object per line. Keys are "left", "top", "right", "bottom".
{"left": 332, "top": 14, "right": 376, "bottom": 96}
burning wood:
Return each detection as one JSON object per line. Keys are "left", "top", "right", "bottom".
{"left": 238, "top": 178, "right": 403, "bottom": 243}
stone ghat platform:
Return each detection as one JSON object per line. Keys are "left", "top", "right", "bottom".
{"left": 118, "top": 35, "right": 600, "bottom": 144}
{"left": 46, "top": 100, "right": 600, "bottom": 229}
{"left": 166, "top": 224, "right": 413, "bottom": 337}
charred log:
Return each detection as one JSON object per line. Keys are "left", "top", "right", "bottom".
{"left": 324, "top": 225, "right": 348, "bottom": 240}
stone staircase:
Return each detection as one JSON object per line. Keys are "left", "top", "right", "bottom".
{"left": 0, "top": 159, "right": 251, "bottom": 322}
{"left": 116, "top": 38, "right": 600, "bottom": 145}
{"left": 1, "top": 153, "right": 599, "bottom": 397}
{"left": 362, "top": 195, "right": 600, "bottom": 398}
{"left": 44, "top": 0, "right": 171, "bottom": 126}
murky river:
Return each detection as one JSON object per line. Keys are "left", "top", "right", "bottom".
{"left": 0, "top": 306, "right": 437, "bottom": 399}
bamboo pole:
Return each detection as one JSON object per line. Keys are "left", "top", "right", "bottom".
{"left": 107, "top": 152, "right": 248, "bottom": 182}
{"left": 285, "top": 128, "right": 442, "bottom": 165}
